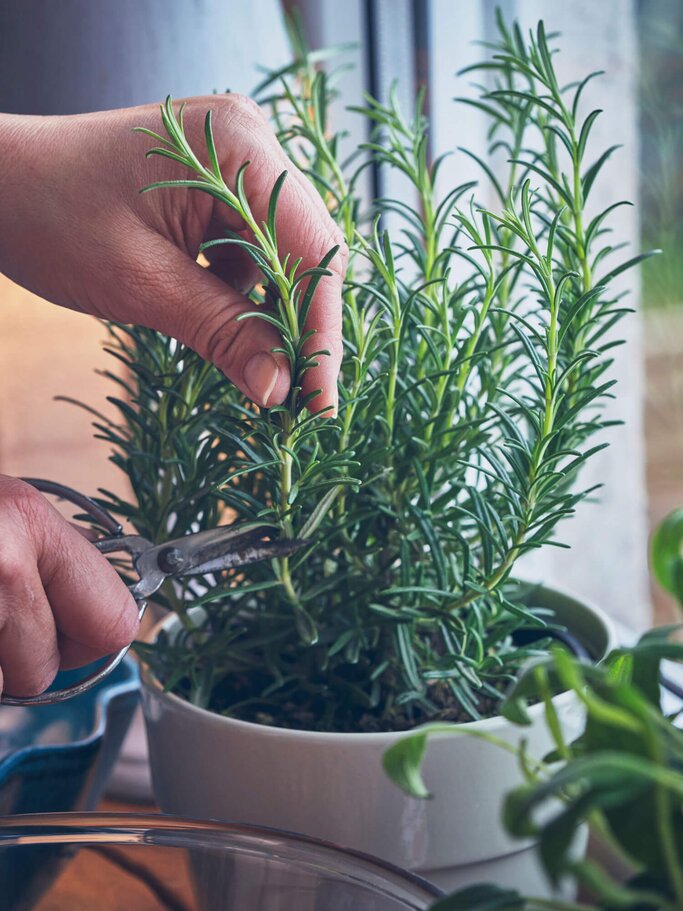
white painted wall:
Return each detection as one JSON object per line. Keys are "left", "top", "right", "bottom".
{"left": 0, "top": 0, "right": 291, "bottom": 114}
{"left": 511, "top": 0, "right": 649, "bottom": 629}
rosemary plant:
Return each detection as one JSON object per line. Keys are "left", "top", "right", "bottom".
{"left": 96, "top": 15, "right": 651, "bottom": 731}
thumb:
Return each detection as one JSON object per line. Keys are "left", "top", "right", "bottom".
{"left": 125, "top": 229, "right": 291, "bottom": 407}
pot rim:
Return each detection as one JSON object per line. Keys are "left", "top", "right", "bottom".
{"left": 141, "top": 579, "right": 618, "bottom": 744}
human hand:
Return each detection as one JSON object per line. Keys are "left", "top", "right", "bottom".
{"left": 0, "top": 96, "right": 346, "bottom": 413}
{"left": 0, "top": 476, "right": 139, "bottom": 697}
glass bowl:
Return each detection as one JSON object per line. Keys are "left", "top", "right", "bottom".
{"left": 0, "top": 812, "right": 441, "bottom": 911}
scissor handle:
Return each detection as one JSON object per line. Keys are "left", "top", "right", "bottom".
{"left": 20, "top": 477, "right": 124, "bottom": 536}
{"left": 0, "top": 479, "right": 144, "bottom": 707}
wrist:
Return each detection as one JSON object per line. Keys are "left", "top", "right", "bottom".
{"left": 0, "top": 113, "right": 57, "bottom": 286}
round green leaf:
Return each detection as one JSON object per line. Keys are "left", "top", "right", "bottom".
{"left": 651, "top": 509, "right": 683, "bottom": 608}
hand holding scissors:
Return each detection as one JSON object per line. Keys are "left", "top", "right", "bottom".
{"left": 0, "top": 479, "right": 306, "bottom": 707}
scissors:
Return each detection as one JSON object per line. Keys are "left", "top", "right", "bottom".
{"left": 0, "top": 479, "right": 307, "bottom": 707}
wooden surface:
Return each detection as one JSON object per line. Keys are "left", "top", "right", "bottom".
{"left": 31, "top": 800, "right": 200, "bottom": 911}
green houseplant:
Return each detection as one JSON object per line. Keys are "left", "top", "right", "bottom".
{"left": 91, "top": 12, "right": 644, "bottom": 889}
{"left": 386, "top": 513, "right": 683, "bottom": 910}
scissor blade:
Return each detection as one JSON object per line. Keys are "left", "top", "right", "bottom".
{"left": 188, "top": 536, "right": 309, "bottom": 575}
{"left": 145, "top": 525, "right": 309, "bottom": 578}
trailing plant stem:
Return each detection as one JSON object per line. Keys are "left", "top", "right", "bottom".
{"left": 650, "top": 728, "right": 683, "bottom": 903}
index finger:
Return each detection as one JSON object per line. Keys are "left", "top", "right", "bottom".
{"left": 208, "top": 98, "right": 348, "bottom": 414}
{"left": 280, "top": 166, "right": 348, "bottom": 416}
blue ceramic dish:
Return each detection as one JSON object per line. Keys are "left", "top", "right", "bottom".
{"left": 0, "top": 659, "right": 139, "bottom": 910}
{"left": 0, "top": 657, "right": 140, "bottom": 816}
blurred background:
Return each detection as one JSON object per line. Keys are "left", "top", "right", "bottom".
{"left": 0, "top": 0, "right": 680, "bottom": 632}
{"left": 638, "top": 0, "right": 683, "bottom": 625}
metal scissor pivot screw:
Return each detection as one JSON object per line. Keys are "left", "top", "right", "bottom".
{"left": 157, "top": 546, "right": 186, "bottom": 574}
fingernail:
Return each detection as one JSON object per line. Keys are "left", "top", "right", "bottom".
{"left": 244, "top": 352, "right": 279, "bottom": 406}
{"left": 326, "top": 392, "right": 338, "bottom": 420}
{"left": 315, "top": 390, "right": 338, "bottom": 419}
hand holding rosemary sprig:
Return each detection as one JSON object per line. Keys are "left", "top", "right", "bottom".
{"left": 0, "top": 94, "right": 346, "bottom": 412}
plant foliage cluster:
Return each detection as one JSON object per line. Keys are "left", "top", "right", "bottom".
{"left": 386, "top": 517, "right": 683, "bottom": 910}
{"left": 95, "top": 15, "right": 649, "bottom": 730}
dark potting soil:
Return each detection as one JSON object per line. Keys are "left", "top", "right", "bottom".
{"left": 164, "top": 641, "right": 560, "bottom": 733}
{"left": 231, "top": 695, "right": 502, "bottom": 732}
{"left": 159, "top": 615, "right": 570, "bottom": 734}
{"left": 208, "top": 677, "right": 506, "bottom": 733}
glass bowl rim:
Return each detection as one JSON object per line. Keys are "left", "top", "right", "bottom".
{"left": 0, "top": 811, "right": 442, "bottom": 902}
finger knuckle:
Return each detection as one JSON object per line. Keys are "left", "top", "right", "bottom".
{"left": 301, "top": 211, "right": 338, "bottom": 261}
{"left": 5, "top": 652, "right": 59, "bottom": 699}
{"left": 0, "top": 564, "right": 44, "bottom": 637}
{"left": 333, "top": 232, "right": 349, "bottom": 269}
{"left": 327, "top": 334, "right": 344, "bottom": 364}
{"left": 315, "top": 335, "right": 344, "bottom": 371}
{"left": 116, "top": 248, "right": 167, "bottom": 304}
{"left": 227, "top": 93, "right": 265, "bottom": 121}
{"left": 0, "top": 547, "right": 26, "bottom": 591}
{"left": 323, "top": 221, "right": 348, "bottom": 269}
{"left": 200, "top": 305, "right": 253, "bottom": 370}
{"left": 295, "top": 207, "right": 347, "bottom": 276}
{"left": 216, "top": 93, "right": 268, "bottom": 139}
{"left": 32, "top": 654, "right": 60, "bottom": 695}
{"left": 113, "top": 252, "right": 191, "bottom": 341}
{"left": 1, "top": 477, "right": 45, "bottom": 525}
{"left": 99, "top": 591, "right": 139, "bottom": 650}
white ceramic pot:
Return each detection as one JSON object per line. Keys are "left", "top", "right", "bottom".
{"left": 141, "top": 584, "right": 616, "bottom": 894}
